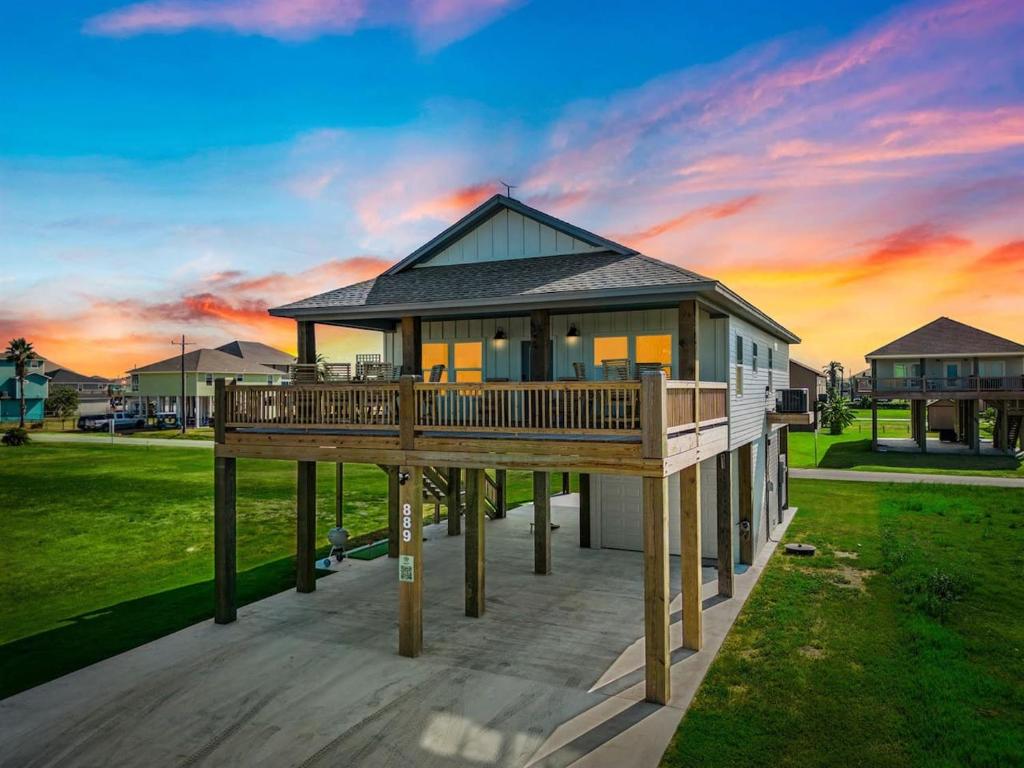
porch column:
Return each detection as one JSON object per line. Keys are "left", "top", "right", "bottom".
{"left": 400, "top": 316, "right": 422, "bottom": 376}
{"left": 446, "top": 467, "right": 462, "bottom": 535}
{"left": 680, "top": 464, "right": 702, "bottom": 651}
{"left": 464, "top": 468, "right": 486, "bottom": 617}
{"left": 738, "top": 442, "right": 754, "bottom": 565}
{"left": 213, "top": 379, "right": 236, "bottom": 624}
{"left": 579, "top": 473, "right": 591, "bottom": 548}
{"left": 973, "top": 400, "right": 982, "bottom": 455}
{"left": 529, "top": 309, "right": 552, "bottom": 381}
{"left": 296, "top": 460, "right": 317, "bottom": 593}
{"left": 915, "top": 400, "right": 927, "bottom": 453}
{"left": 871, "top": 399, "right": 879, "bottom": 451}
{"left": 561, "top": 472, "right": 570, "bottom": 495}
{"left": 494, "top": 469, "right": 507, "bottom": 519}
{"left": 716, "top": 451, "right": 733, "bottom": 598}
{"left": 533, "top": 471, "right": 551, "bottom": 574}
{"left": 398, "top": 466, "right": 424, "bottom": 657}
{"left": 642, "top": 475, "right": 671, "bottom": 705}
{"left": 335, "top": 463, "right": 344, "bottom": 529}
{"left": 387, "top": 466, "right": 400, "bottom": 558}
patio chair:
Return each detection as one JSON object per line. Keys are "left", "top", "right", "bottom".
{"left": 601, "top": 358, "right": 631, "bottom": 381}
{"left": 572, "top": 362, "right": 587, "bottom": 380}
{"left": 636, "top": 362, "right": 667, "bottom": 378}
{"left": 428, "top": 364, "right": 446, "bottom": 383}
{"left": 355, "top": 353, "right": 382, "bottom": 379}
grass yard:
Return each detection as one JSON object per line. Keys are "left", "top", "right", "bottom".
{"left": 0, "top": 442, "right": 573, "bottom": 698}
{"left": 662, "top": 479, "right": 1024, "bottom": 768}
{"left": 788, "top": 430, "right": 1022, "bottom": 478}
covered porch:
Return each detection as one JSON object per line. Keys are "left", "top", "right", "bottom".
{"left": 2, "top": 495, "right": 794, "bottom": 767}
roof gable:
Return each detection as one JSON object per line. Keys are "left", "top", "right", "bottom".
{"left": 130, "top": 348, "right": 284, "bottom": 376}
{"left": 216, "top": 340, "right": 294, "bottom": 366}
{"left": 386, "top": 194, "right": 636, "bottom": 274}
{"left": 866, "top": 317, "right": 1024, "bottom": 358}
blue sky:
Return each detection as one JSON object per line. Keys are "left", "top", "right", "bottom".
{"left": 1, "top": 0, "right": 1022, "bottom": 375}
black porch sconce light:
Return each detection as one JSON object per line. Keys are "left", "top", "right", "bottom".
{"left": 493, "top": 327, "right": 507, "bottom": 346}
{"left": 566, "top": 323, "right": 580, "bottom": 344}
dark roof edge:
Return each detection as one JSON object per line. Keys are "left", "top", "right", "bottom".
{"left": 711, "top": 283, "right": 801, "bottom": 344}
{"left": 383, "top": 194, "right": 637, "bottom": 276}
{"left": 790, "top": 358, "right": 825, "bottom": 377}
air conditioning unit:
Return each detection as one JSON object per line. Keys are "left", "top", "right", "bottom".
{"left": 776, "top": 388, "right": 809, "bottom": 414}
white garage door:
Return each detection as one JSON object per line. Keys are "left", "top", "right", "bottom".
{"left": 596, "top": 460, "right": 718, "bottom": 559}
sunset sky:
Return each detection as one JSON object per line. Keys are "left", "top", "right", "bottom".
{"left": 2, "top": 0, "right": 1022, "bottom": 378}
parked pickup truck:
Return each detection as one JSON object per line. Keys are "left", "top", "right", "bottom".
{"left": 84, "top": 413, "right": 146, "bottom": 431}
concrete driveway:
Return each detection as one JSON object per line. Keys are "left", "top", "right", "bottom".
{"left": 1, "top": 495, "right": 790, "bottom": 768}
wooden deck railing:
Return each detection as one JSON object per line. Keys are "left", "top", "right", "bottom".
{"left": 414, "top": 381, "right": 641, "bottom": 435}
{"left": 869, "top": 376, "right": 1024, "bottom": 393}
{"left": 222, "top": 376, "right": 728, "bottom": 439}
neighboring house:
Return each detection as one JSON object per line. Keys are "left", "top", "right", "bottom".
{"left": 127, "top": 345, "right": 288, "bottom": 425}
{"left": 206, "top": 193, "right": 811, "bottom": 706}
{"left": 42, "top": 361, "right": 116, "bottom": 416}
{"left": 215, "top": 340, "right": 295, "bottom": 374}
{"left": 0, "top": 357, "right": 49, "bottom": 423}
{"left": 864, "top": 317, "right": 1024, "bottom": 454}
{"left": 788, "top": 359, "right": 827, "bottom": 432}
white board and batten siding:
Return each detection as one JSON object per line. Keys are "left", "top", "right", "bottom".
{"left": 416, "top": 208, "right": 603, "bottom": 268}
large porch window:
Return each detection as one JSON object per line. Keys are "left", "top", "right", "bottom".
{"left": 453, "top": 341, "right": 483, "bottom": 382}
{"left": 635, "top": 334, "right": 672, "bottom": 376}
{"left": 422, "top": 342, "right": 449, "bottom": 381}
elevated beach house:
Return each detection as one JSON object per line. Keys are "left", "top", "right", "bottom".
{"left": 860, "top": 317, "right": 1024, "bottom": 454}
{"left": 0, "top": 356, "right": 48, "bottom": 424}
{"left": 213, "top": 195, "right": 810, "bottom": 705}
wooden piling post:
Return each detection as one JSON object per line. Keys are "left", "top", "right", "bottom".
{"left": 335, "top": 462, "right": 344, "bottom": 529}
{"left": 296, "top": 460, "right": 317, "bottom": 593}
{"left": 717, "top": 451, "right": 734, "bottom": 598}
{"left": 387, "top": 466, "right": 400, "bottom": 558}
{"left": 738, "top": 442, "right": 753, "bottom": 565}
{"left": 579, "top": 472, "right": 591, "bottom": 548}
{"left": 447, "top": 467, "right": 462, "bottom": 535}
{"left": 533, "top": 471, "right": 551, "bottom": 574}
{"left": 214, "top": 454, "right": 236, "bottom": 624}
{"left": 643, "top": 475, "right": 671, "bottom": 705}
{"left": 398, "top": 466, "right": 423, "bottom": 657}
{"left": 465, "top": 468, "right": 486, "bottom": 617}
{"left": 680, "top": 464, "right": 702, "bottom": 651}
{"left": 495, "top": 469, "right": 507, "bottom": 519}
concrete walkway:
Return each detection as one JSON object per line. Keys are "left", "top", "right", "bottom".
{"left": 791, "top": 467, "right": 1024, "bottom": 488}
{"left": 32, "top": 432, "right": 213, "bottom": 449}
{"left": 0, "top": 495, "right": 793, "bottom": 768}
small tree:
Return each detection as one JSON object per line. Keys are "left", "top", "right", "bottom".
{"left": 4, "top": 337, "right": 37, "bottom": 429}
{"left": 820, "top": 386, "right": 855, "bottom": 435}
{"left": 824, "top": 361, "right": 844, "bottom": 393}
{"left": 46, "top": 387, "right": 79, "bottom": 430}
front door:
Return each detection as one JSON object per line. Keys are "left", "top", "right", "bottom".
{"left": 944, "top": 362, "right": 959, "bottom": 388}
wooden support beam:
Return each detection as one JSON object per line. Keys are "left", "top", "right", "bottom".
{"left": 533, "top": 471, "right": 551, "bottom": 574}
{"left": 579, "top": 472, "right": 591, "bottom": 548}
{"left": 738, "top": 442, "right": 753, "bottom": 566}
{"left": 680, "top": 464, "right": 702, "bottom": 651}
{"left": 716, "top": 451, "right": 733, "bottom": 598}
{"left": 400, "top": 315, "right": 422, "bottom": 376}
{"left": 387, "top": 466, "right": 400, "bottom": 558}
{"left": 214, "top": 455, "right": 237, "bottom": 624}
{"left": 296, "top": 320, "right": 316, "bottom": 364}
{"left": 679, "top": 299, "right": 700, "bottom": 433}
{"left": 871, "top": 399, "right": 878, "bottom": 451}
{"left": 464, "top": 468, "right": 486, "bottom": 618}
{"left": 398, "top": 466, "right": 423, "bottom": 657}
{"left": 446, "top": 467, "right": 462, "bottom": 535}
{"left": 399, "top": 375, "right": 415, "bottom": 450}
{"left": 561, "top": 471, "right": 570, "bottom": 495}
{"left": 642, "top": 475, "right": 671, "bottom": 705}
{"left": 529, "top": 309, "right": 551, "bottom": 382}
{"left": 494, "top": 469, "right": 507, "bottom": 519}
{"left": 916, "top": 400, "right": 927, "bottom": 453}
{"left": 335, "top": 462, "right": 344, "bottom": 529}
{"left": 296, "top": 460, "right": 317, "bottom": 593}
{"left": 641, "top": 371, "right": 668, "bottom": 460}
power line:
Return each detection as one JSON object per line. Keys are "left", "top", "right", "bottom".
{"left": 172, "top": 335, "right": 196, "bottom": 434}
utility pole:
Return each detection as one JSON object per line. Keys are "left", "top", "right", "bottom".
{"left": 172, "top": 335, "right": 196, "bottom": 434}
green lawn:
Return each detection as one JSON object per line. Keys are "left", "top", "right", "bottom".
{"left": 788, "top": 430, "right": 1022, "bottom": 478}
{"left": 0, "top": 443, "right": 572, "bottom": 697}
{"left": 662, "top": 479, "right": 1024, "bottom": 767}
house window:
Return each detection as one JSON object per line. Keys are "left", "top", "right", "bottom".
{"left": 735, "top": 335, "right": 744, "bottom": 395}
{"left": 768, "top": 348, "right": 774, "bottom": 390}
{"left": 237, "top": 374, "right": 244, "bottom": 383}
{"left": 979, "top": 360, "right": 1006, "bottom": 379}
{"left": 893, "top": 362, "right": 920, "bottom": 379}
{"left": 635, "top": 335, "right": 672, "bottom": 377}
{"left": 453, "top": 341, "right": 483, "bottom": 382}
{"left": 593, "top": 336, "right": 628, "bottom": 368}
{"left": 267, "top": 375, "right": 274, "bottom": 384}
{"left": 422, "top": 342, "right": 449, "bottom": 381}
{"left": 205, "top": 373, "right": 213, "bottom": 386}
{"left": 131, "top": 374, "right": 139, "bottom": 391}
{"left": 752, "top": 343, "right": 759, "bottom": 373}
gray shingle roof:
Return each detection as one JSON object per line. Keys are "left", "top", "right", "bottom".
{"left": 130, "top": 348, "right": 283, "bottom": 375}
{"left": 216, "top": 340, "right": 295, "bottom": 366}
{"left": 273, "top": 252, "right": 711, "bottom": 313}
{"left": 866, "top": 317, "right": 1024, "bottom": 357}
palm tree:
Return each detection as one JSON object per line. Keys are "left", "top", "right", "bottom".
{"left": 4, "top": 338, "right": 37, "bottom": 429}
{"left": 824, "top": 361, "right": 844, "bottom": 392}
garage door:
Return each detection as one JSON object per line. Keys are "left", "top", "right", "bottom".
{"left": 596, "top": 461, "right": 718, "bottom": 559}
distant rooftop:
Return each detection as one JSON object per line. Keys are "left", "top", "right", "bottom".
{"left": 866, "top": 317, "right": 1024, "bottom": 358}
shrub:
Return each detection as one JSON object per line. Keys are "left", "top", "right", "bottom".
{"left": 820, "top": 387, "right": 856, "bottom": 435}
{"left": 2, "top": 427, "right": 31, "bottom": 446}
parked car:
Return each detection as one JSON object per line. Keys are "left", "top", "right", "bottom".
{"left": 88, "top": 412, "right": 146, "bottom": 431}
{"left": 155, "top": 412, "right": 181, "bottom": 430}
{"left": 77, "top": 415, "right": 107, "bottom": 431}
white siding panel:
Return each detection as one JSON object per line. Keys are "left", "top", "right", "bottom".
{"left": 728, "top": 315, "right": 791, "bottom": 450}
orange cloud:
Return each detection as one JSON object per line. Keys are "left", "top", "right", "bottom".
{"left": 612, "top": 195, "right": 762, "bottom": 245}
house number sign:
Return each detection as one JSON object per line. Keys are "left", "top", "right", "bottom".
{"left": 399, "top": 501, "right": 415, "bottom": 582}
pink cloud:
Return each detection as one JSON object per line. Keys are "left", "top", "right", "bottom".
{"left": 611, "top": 195, "right": 763, "bottom": 246}
{"left": 84, "top": 0, "right": 523, "bottom": 48}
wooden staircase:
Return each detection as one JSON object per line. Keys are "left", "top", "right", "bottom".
{"left": 1008, "top": 415, "right": 1022, "bottom": 452}
{"left": 378, "top": 465, "right": 504, "bottom": 522}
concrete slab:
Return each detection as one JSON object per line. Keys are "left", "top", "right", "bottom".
{"left": 0, "top": 493, "right": 793, "bottom": 768}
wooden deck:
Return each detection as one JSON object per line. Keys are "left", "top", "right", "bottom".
{"left": 215, "top": 376, "right": 729, "bottom": 477}
{"left": 868, "top": 375, "right": 1024, "bottom": 400}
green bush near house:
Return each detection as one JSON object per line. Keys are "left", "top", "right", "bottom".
{"left": 2, "top": 427, "right": 30, "bottom": 446}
